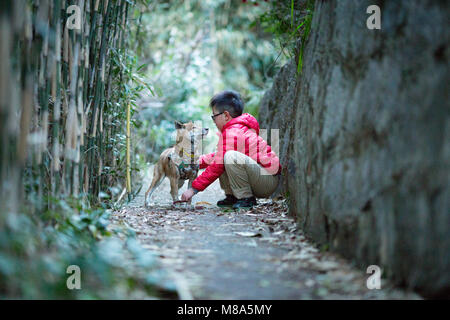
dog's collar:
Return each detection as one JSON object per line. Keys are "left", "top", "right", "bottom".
{"left": 168, "top": 153, "right": 199, "bottom": 174}
{"left": 177, "top": 160, "right": 199, "bottom": 171}
{"left": 170, "top": 158, "right": 199, "bottom": 180}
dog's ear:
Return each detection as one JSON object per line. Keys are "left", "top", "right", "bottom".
{"left": 174, "top": 121, "right": 183, "bottom": 129}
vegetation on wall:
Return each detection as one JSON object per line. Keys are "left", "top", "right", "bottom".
{"left": 257, "top": 0, "right": 314, "bottom": 74}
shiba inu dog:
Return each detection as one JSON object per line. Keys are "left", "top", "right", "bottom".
{"left": 144, "top": 121, "right": 208, "bottom": 207}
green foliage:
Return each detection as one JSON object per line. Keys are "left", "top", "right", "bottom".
{"left": 296, "top": 1, "right": 314, "bottom": 74}
{"left": 94, "top": 39, "right": 157, "bottom": 208}
{"left": 257, "top": 0, "right": 315, "bottom": 74}
{"left": 0, "top": 196, "right": 176, "bottom": 299}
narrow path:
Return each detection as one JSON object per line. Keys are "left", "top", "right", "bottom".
{"left": 111, "top": 167, "right": 420, "bottom": 299}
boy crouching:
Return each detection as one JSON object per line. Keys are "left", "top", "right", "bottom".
{"left": 181, "top": 90, "right": 281, "bottom": 209}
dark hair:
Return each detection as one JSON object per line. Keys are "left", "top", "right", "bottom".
{"left": 210, "top": 90, "right": 244, "bottom": 118}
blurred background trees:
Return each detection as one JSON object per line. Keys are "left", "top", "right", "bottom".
{"left": 130, "top": 0, "right": 287, "bottom": 163}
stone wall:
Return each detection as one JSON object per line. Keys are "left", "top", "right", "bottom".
{"left": 259, "top": 0, "right": 449, "bottom": 297}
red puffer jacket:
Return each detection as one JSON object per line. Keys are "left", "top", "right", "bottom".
{"left": 192, "top": 113, "right": 281, "bottom": 192}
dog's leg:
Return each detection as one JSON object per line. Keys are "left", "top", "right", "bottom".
{"left": 187, "top": 178, "right": 193, "bottom": 189}
{"left": 169, "top": 177, "right": 179, "bottom": 202}
{"left": 186, "top": 177, "right": 195, "bottom": 204}
{"left": 144, "top": 165, "right": 165, "bottom": 207}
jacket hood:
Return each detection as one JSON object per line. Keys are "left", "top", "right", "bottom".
{"left": 223, "top": 113, "right": 260, "bottom": 134}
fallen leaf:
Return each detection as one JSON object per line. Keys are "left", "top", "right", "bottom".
{"left": 195, "top": 201, "right": 212, "bottom": 206}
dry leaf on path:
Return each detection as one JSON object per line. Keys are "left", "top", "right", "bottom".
{"left": 195, "top": 201, "right": 212, "bottom": 206}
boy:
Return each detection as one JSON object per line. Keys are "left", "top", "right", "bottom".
{"left": 181, "top": 90, "right": 281, "bottom": 209}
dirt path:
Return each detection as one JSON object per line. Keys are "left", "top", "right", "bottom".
{"left": 110, "top": 167, "right": 420, "bottom": 299}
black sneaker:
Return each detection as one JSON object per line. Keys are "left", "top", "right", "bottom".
{"left": 232, "top": 196, "right": 257, "bottom": 209}
{"left": 217, "top": 194, "right": 238, "bottom": 207}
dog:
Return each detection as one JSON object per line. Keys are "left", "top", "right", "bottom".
{"left": 144, "top": 121, "right": 208, "bottom": 207}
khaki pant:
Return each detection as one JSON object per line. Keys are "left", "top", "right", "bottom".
{"left": 219, "top": 150, "right": 280, "bottom": 199}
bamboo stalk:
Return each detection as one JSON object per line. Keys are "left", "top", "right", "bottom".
{"left": 1, "top": 0, "right": 139, "bottom": 216}
{"left": 126, "top": 101, "right": 131, "bottom": 195}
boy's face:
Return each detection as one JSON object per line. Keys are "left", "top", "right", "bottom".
{"left": 211, "top": 106, "right": 232, "bottom": 132}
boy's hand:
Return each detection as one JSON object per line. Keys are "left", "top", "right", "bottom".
{"left": 181, "top": 188, "right": 195, "bottom": 202}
